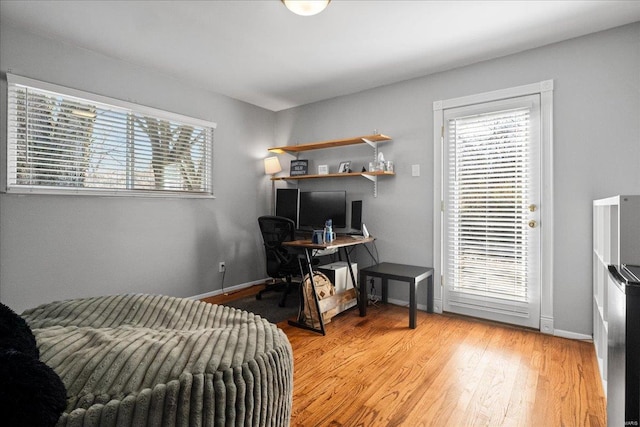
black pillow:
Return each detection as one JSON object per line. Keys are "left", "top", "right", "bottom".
{"left": 0, "top": 302, "right": 67, "bottom": 426}
{"left": 0, "top": 350, "right": 67, "bottom": 427}
{"left": 0, "top": 302, "right": 39, "bottom": 359}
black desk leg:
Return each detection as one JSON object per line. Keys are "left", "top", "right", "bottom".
{"left": 382, "top": 278, "right": 388, "bottom": 304}
{"left": 343, "top": 247, "right": 359, "bottom": 306}
{"left": 410, "top": 280, "right": 417, "bottom": 329}
{"left": 358, "top": 271, "right": 367, "bottom": 317}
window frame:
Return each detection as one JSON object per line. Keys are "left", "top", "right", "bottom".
{"left": 5, "top": 74, "right": 217, "bottom": 198}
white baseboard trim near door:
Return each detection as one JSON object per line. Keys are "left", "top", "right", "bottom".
{"left": 433, "top": 297, "right": 443, "bottom": 314}
{"left": 553, "top": 329, "right": 592, "bottom": 341}
{"left": 189, "top": 278, "right": 269, "bottom": 301}
{"left": 379, "top": 296, "right": 431, "bottom": 313}
{"left": 367, "top": 295, "right": 441, "bottom": 314}
{"left": 540, "top": 316, "right": 554, "bottom": 335}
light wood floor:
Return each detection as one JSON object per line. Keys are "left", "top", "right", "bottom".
{"left": 205, "top": 289, "right": 607, "bottom": 426}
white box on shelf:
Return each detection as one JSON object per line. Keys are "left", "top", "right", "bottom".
{"left": 318, "top": 261, "right": 358, "bottom": 314}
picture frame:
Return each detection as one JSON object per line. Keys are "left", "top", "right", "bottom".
{"left": 338, "top": 161, "right": 351, "bottom": 173}
{"left": 318, "top": 164, "right": 329, "bottom": 175}
{"left": 290, "top": 159, "right": 309, "bottom": 176}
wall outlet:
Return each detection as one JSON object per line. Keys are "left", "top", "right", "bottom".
{"left": 218, "top": 262, "right": 226, "bottom": 273}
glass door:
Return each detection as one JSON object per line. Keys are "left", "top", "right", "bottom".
{"left": 442, "top": 95, "right": 541, "bottom": 328}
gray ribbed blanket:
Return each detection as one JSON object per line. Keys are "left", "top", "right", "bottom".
{"left": 22, "top": 294, "right": 293, "bottom": 427}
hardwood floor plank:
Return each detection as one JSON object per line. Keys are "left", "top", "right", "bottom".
{"left": 433, "top": 322, "right": 498, "bottom": 427}
{"left": 580, "top": 343, "right": 607, "bottom": 427}
{"left": 503, "top": 329, "right": 539, "bottom": 426}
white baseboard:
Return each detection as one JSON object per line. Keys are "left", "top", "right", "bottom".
{"left": 553, "top": 329, "right": 592, "bottom": 341}
{"left": 540, "top": 316, "right": 554, "bottom": 335}
{"left": 366, "top": 290, "right": 441, "bottom": 313}
{"left": 433, "top": 297, "right": 443, "bottom": 314}
{"left": 371, "top": 296, "right": 433, "bottom": 313}
{"left": 190, "top": 278, "right": 269, "bottom": 301}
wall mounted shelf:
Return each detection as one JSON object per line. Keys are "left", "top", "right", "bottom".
{"left": 267, "top": 133, "right": 394, "bottom": 197}
{"left": 268, "top": 134, "right": 392, "bottom": 154}
{"left": 271, "top": 170, "right": 394, "bottom": 181}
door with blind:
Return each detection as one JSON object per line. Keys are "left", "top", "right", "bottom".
{"left": 443, "top": 95, "right": 541, "bottom": 328}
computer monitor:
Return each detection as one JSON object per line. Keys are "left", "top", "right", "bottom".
{"left": 299, "top": 191, "right": 347, "bottom": 229}
{"left": 275, "top": 188, "right": 299, "bottom": 226}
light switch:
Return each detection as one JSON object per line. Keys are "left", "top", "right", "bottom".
{"left": 411, "top": 164, "right": 420, "bottom": 177}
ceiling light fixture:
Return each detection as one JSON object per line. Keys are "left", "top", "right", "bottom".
{"left": 281, "top": 0, "right": 330, "bottom": 17}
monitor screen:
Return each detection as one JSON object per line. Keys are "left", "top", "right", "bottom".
{"left": 299, "top": 191, "right": 347, "bottom": 229}
{"left": 275, "top": 188, "right": 299, "bottom": 226}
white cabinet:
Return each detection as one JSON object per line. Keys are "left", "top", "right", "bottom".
{"left": 318, "top": 261, "right": 358, "bottom": 314}
{"left": 593, "top": 195, "right": 640, "bottom": 396}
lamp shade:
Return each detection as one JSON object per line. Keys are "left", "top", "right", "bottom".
{"left": 282, "top": 0, "right": 330, "bottom": 16}
{"left": 264, "top": 156, "right": 282, "bottom": 175}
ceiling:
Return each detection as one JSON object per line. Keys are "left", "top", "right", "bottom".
{"left": 2, "top": 1, "right": 639, "bottom": 112}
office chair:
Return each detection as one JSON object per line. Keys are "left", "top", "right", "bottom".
{"left": 257, "top": 215, "right": 302, "bottom": 307}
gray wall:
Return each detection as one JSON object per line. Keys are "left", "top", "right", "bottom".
{"left": 275, "top": 23, "right": 640, "bottom": 336}
{"left": 0, "top": 22, "right": 274, "bottom": 312}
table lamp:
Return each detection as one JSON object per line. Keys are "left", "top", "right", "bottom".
{"left": 264, "top": 156, "right": 282, "bottom": 214}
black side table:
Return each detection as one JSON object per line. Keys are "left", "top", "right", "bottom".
{"left": 359, "top": 262, "right": 434, "bottom": 329}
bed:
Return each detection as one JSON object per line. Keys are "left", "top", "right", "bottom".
{"left": 21, "top": 293, "right": 294, "bottom": 426}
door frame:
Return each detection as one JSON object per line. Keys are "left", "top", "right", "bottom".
{"left": 433, "top": 80, "right": 554, "bottom": 334}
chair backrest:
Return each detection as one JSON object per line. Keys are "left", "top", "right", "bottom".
{"left": 258, "top": 216, "right": 297, "bottom": 278}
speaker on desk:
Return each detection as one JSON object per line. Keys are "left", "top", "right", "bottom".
{"left": 351, "top": 200, "right": 362, "bottom": 231}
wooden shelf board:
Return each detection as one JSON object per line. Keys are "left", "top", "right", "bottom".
{"left": 272, "top": 171, "right": 395, "bottom": 181}
{"left": 268, "top": 134, "right": 392, "bottom": 154}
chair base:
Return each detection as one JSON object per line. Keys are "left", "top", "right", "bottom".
{"left": 256, "top": 278, "right": 298, "bottom": 307}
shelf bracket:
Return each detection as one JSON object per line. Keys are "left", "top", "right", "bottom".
{"left": 363, "top": 136, "right": 380, "bottom": 197}
{"left": 362, "top": 174, "right": 378, "bottom": 197}
{"left": 361, "top": 137, "right": 376, "bottom": 148}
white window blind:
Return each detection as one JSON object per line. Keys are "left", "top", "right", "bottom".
{"left": 446, "top": 105, "right": 534, "bottom": 313}
{"left": 6, "top": 75, "right": 215, "bottom": 196}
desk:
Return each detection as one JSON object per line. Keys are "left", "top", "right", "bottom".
{"left": 283, "top": 236, "right": 374, "bottom": 335}
{"left": 359, "top": 263, "right": 434, "bottom": 329}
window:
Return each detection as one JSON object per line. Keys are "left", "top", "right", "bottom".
{"left": 6, "top": 74, "right": 216, "bottom": 197}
